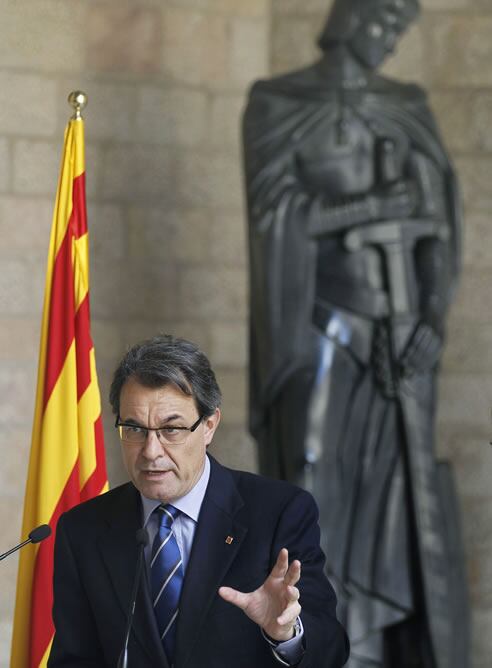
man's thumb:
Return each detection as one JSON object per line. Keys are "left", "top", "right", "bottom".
{"left": 218, "top": 586, "right": 250, "bottom": 611}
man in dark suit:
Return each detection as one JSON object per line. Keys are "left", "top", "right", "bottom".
{"left": 48, "top": 335, "right": 349, "bottom": 668}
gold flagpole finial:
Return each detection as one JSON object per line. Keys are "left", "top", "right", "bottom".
{"left": 68, "top": 91, "right": 88, "bottom": 120}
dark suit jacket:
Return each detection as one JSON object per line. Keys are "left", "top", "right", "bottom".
{"left": 48, "top": 456, "right": 349, "bottom": 668}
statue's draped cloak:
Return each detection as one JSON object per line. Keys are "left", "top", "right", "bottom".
{"left": 244, "top": 71, "right": 465, "bottom": 666}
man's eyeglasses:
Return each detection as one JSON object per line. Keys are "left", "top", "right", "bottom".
{"left": 115, "top": 415, "right": 203, "bottom": 446}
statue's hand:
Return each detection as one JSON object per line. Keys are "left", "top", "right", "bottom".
{"left": 370, "top": 181, "right": 418, "bottom": 221}
{"left": 400, "top": 321, "right": 443, "bottom": 377}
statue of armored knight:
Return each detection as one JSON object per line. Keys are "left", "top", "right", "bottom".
{"left": 243, "top": 1, "right": 469, "bottom": 666}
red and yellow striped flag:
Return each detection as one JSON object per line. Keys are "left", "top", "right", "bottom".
{"left": 10, "top": 105, "right": 108, "bottom": 667}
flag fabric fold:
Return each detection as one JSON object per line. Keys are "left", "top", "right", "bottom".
{"left": 10, "top": 115, "right": 109, "bottom": 668}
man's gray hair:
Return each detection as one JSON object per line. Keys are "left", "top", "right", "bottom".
{"left": 109, "top": 335, "right": 222, "bottom": 418}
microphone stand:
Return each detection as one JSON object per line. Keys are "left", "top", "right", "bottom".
{"left": 0, "top": 537, "right": 36, "bottom": 561}
{"left": 117, "top": 529, "right": 148, "bottom": 668}
{"left": 1, "top": 524, "right": 51, "bottom": 561}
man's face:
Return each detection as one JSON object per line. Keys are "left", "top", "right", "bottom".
{"left": 118, "top": 378, "right": 220, "bottom": 502}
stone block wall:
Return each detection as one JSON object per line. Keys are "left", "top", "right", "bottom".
{"left": 0, "top": 1, "right": 269, "bottom": 663}
{"left": 270, "top": 1, "right": 492, "bottom": 666}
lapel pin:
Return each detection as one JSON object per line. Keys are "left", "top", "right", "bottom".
{"left": 225, "top": 536, "right": 234, "bottom": 545}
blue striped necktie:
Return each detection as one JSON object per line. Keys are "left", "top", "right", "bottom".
{"left": 151, "top": 504, "right": 184, "bottom": 663}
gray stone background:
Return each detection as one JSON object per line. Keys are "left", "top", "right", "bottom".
{"left": 0, "top": 0, "right": 490, "bottom": 666}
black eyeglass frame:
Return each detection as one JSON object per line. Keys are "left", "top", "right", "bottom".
{"left": 114, "top": 415, "right": 203, "bottom": 442}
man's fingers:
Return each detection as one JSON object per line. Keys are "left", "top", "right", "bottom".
{"left": 285, "top": 585, "right": 300, "bottom": 603}
{"left": 283, "top": 559, "right": 301, "bottom": 587}
{"left": 218, "top": 586, "right": 250, "bottom": 611}
{"left": 270, "top": 548, "right": 289, "bottom": 578}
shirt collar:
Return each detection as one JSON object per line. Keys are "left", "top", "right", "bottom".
{"left": 140, "top": 454, "right": 211, "bottom": 527}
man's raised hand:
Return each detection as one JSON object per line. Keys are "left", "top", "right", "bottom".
{"left": 218, "top": 548, "right": 301, "bottom": 642}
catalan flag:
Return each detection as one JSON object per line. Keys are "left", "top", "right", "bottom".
{"left": 10, "top": 99, "right": 108, "bottom": 668}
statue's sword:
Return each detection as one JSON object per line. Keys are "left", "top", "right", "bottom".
{"left": 345, "top": 219, "right": 448, "bottom": 355}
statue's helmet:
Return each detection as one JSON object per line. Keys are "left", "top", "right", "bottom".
{"left": 318, "top": 0, "right": 420, "bottom": 52}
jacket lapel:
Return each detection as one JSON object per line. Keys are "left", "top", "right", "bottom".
{"left": 174, "top": 458, "right": 248, "bottom": 668}
{"left": 98, "top": 483, "right": 169, "bottom": 668}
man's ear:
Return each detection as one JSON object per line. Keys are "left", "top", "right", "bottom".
{"left": 204, "top": 408, "right": 221, "bottom": 447}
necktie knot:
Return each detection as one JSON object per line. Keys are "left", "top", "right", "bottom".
{"left": 157, "top": 504, "right": 179, "bottom": 529}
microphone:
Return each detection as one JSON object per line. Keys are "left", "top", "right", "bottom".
{"left": 0, "top": 524, "right": 51, "bottom": 562}
{"left": 117, "top": 528, "right": 149, "bottom": 668}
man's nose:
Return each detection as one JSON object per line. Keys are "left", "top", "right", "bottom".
{"left": 140, "top": 429, "right": 164, "bottom": 458}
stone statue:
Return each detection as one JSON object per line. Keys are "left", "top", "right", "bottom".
{"left": 243, "top": 1, "right": 469, "bottom": 666}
